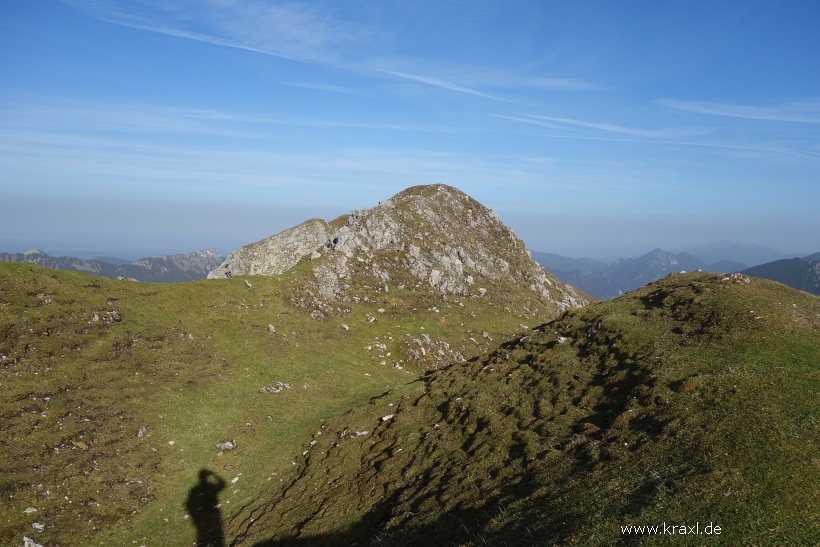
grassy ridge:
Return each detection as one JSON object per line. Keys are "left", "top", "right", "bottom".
{"left": 0, "top": 261, "right": 539, "bottom": 545}
{"left": 228, "top": 272, "right": 820, "bottom": 545}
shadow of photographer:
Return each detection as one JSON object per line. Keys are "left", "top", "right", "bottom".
{"left": 186, "top": 468, "right": 227, "bottom": 547}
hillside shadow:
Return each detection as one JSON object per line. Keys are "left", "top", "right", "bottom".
{"left": 187, "top": 468, "right": 226, "bottom": 547}
{"left": 238, "top": 327, "right": 660, "bottom": 546}
{"left": 246, "top": 469, "right": 599, "bottom": 547}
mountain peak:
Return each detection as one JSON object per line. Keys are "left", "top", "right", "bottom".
{"left": 209, "top": 184, "right": 588, "bottom": 315}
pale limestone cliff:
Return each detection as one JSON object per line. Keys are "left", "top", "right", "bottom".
{"left": 209, "top": 184, "right": 588, "bottom": 313}
{"left": 208, "top": 218, "right": 330, "bottom": 278}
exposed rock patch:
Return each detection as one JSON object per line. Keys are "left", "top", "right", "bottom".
{"left": 259, "top": 382, "right": 292, "bottom": 394}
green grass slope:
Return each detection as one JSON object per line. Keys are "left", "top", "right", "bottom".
{"left": 229, "top": 272, "right": 820, "bottom": 546}
{"left": 0, "top": 261, "right": 548, "bottom": 546}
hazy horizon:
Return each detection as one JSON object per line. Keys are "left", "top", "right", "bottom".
{"left": 2, "top": 2, "right": 819, "bottom": 261}
{"left": 1, "top": 232, "right": 813, "bottom": 266}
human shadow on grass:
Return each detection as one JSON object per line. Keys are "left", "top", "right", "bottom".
{"left": 187, "top": 468, "right": 227, "bottom": 547}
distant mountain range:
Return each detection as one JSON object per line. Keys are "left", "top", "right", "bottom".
{"left": 533, "top": 245, "right": 820, "bottom": 299}
{"left": 742, "top": 255, "right": 820, "bottom": 295}
{"left": 0, "top": 248, "right": 224, "bottom": 282}
{"left": 532, "top": 249, "right": 708, "bottom": 300}
{"left": 5, "top": 239, "right": 816, "bottom": 297}
{"left": 681, "top": 240, "right": 792, "bottom": 267}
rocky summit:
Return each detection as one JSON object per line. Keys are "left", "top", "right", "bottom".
{"left": 209, "top": 184, "right": 587, "bottom": 317}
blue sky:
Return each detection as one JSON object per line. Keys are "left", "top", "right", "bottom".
{"left": 2, "top": 0, "right": 819, "bottom": 260}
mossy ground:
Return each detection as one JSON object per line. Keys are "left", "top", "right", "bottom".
{"left": 0, "top": 261, "right": 537, "bottom": 546}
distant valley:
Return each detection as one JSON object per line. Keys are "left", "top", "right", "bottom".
{"left": 0, "top": 248, "right": 224, "bottom": 283}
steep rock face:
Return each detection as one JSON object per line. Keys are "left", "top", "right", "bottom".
{"left": 209, "top": 184, "right": 587, "bottom": 314}
{"left": 208, "top": 219, "right": 330, "bottom": 278}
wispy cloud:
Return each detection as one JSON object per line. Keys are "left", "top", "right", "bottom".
{"left": 369, "top": 54, "right": 603, "bottom": 100}
{"left": 0, "top": 129, "right": 556, "bottom": 198}
{"left": 658, "top": 99, "right": 820, "bottom": 123}
{"left": 507, "top": 76, "right": 602, "bottom": 91}
{"left": 0, "top": 99, "right": 514, "bottom": 193}
{"left": 281, "top": 81, "right": 363, "bottom": 96}
{"left": 2, "top": 99, "right": 467, "bottom": 140}
{"left": 493, "top": 114, "right": 820, "bottom": 161}
{"left": 450, "top": 66, "right": 603, "bottom": 92}
{"left": 60, "top": 1, "right": 553, "bottom": 103}
{"left": 60, "top": 0, "right": 372, "bottom": 63}
{"left": 495, "top": 113, "right": 713, "bottom": 139}
{"left": 378, "top": 69, "right": 512, "bottom": 102}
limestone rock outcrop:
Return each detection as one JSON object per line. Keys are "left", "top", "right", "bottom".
{"left": 209, "top": 184, "right": 588, "bottom": 314}
{"left": 208, "top": 219, "right": 330, "bottom": 278}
